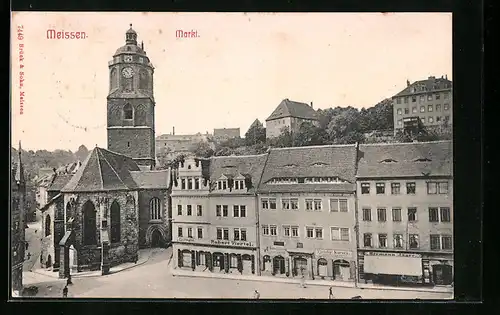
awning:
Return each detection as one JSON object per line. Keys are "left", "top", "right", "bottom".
{"left": 364, "top": 255, "right": 422, "bottom": 276}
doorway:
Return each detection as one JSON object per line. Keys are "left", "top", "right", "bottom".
{"left": 273, "top": 256, "right": 286, "bottom": 275}
{"left": 317, "top": 258, "right": 328, "bottom": 279}
{"left": 333, "top": 259, "right": 351, "bottom": 281}
{"left": 432, "top": 264, "right": 453, "bottom": 285}
{"left": 213, "top": 252, "right": 224, "bottom": 271}
{"left": 294, "top": 257, "right": 308, "bottom": 277}
{"left": 151, "top": 229, "right": 163, "bottom": 248}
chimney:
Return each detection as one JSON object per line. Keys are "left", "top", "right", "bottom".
{"left": 310, "top": 101, "right": 313, "bottom": 109}
{"left": 406, "top": 80, "right": 410, "bottom": 87}
{"left": 445, "top": 74, "right": 448, "bottom": 80}
{"left": 173, "top": 126, "right": 175, "bottom": 135}
{"left": 141, "top": 41, "right": 144, "bottom": 50}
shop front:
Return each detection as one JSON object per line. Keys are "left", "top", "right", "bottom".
{"left": 313, "top": 249, "right": 356, "bottom": 282}
{"left": 422, "top": 254, "right": 454, "bottom": 286}
{"left": 359, "top": 251, "right": 424, "bottom": 285}
{"left": 173, "top": 239, "right": 257, "bottom": 275}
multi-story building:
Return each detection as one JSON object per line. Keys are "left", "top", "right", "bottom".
{"left": 265, "top": 99, "right": 318, "bottom": 139}
{"left": 355, "top": 141, "right": 453, "bottom": 286}
{"left": 257, "top": 145, "right": 359, "bottom": 282}
{"left": 156, "top": 128, "right": 213, "bottom": 157}
{"left": 392, "top": 76, "right": 453, "bottom": 135}
{"left": 171, "top": 155, "right": 266, "bottom": 275}
{"left": 213, "top": 128, "right": 241, "bottom": 142}
{"left": 11, "top": 145, "right": 26, "bottom": 293}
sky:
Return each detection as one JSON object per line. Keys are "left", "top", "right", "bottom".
{"left": 11, "top": 12, "right": 452, "bottom": 152}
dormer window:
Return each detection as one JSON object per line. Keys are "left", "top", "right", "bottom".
{"left": 414, "top": 157, "right": 432, "bottom": 162}
{"left": 311, "top": 162, "right": 328, "bottom": 167}
{"left": 380, "top": 158, "right": 398, "bottom": 163}
{"left": 187, "top": 178, "right": 193, "bottom": 189}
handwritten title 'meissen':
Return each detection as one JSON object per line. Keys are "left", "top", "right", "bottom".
{"left": 47, "top": 29, "right": 88, "bottom": 39}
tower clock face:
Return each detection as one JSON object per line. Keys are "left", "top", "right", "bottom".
{"left": 122, "top": 67, "right": 134, "bottom": 78}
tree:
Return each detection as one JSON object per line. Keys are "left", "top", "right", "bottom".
{"left": 75, "top": 145, "right": 89, "bottom": 161}
{"left": 269, "top": 127, "right": 293, "bottom": 148}
{"left": 244, "top": 119, "right": 266, "bottom": 146}
{"left": 193, "top": 141, "right": 215, "bottom": 158}
{"left": 294, "top": 121, "right": 328, "bottom": 147}
{"left": 214, "top": 147, "right": 235, "bottom": 156}
{"left": 326, "top": 108, "right": 365, "bottom": 144}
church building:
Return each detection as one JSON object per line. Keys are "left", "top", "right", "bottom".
{"left": 40, "top": 25, "right": 173, "bottom": 279}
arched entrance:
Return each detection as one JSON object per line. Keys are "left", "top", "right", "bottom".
{"left": 294, "top": 256, "right": 308, "bottom": 277}
{"left": 242, "top": 254, "right": 253, "bottom": 275}
{"left": 317, "top": 258, "right": 328, "bottom": 279}
{"left": 262, "top": 255, "right": 272, "bottom": 272}
{"left": 333, "top": 259, "right": 351, "bottom": 281}
{"left": 212, "top": 252, "right": 224, "bottom": 271}
{"left": 432, "top": 264, "right": 453, "bottom": 285}
{"left": 273, "top": 255, "right": 286, "bottom": 275}
{"left": 151, "top": 229, "right": 163, "bottom": 248}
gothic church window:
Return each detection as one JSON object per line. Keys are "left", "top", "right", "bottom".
{"left": 45, "top": 214, "right": 51, "bottom": 237}
{"left": 83, "top": 201, "right": 97, "bottom": 245}
{"left": 150, "top": 197, "right": 161, "bottom": 221}
{"left": 123, "top": 103, "right": 133, "bottom": 120}
{"left": 110, "top": 200, "right": 121, "bottom": 243}
{"left": 139, "top": 70, "right": 149, "bottom": 90}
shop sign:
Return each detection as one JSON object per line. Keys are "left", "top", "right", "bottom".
{"left": 364, "top": 251, "right": 421, "bottom": 258}
{"left": 177, "top": 237, "right": 196, "bottom": 242}
{"left": 315, "top": 249, "right": 353, "bottom": 258}
{"left": 210, "top": 239, "right": 253, "bottom": 247}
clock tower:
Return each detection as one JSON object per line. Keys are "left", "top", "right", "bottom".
{"left": 107, "top": 24, "right": 156, "bottom": 169}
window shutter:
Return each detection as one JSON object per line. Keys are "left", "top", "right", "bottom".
{"left": 196, "top": 251, "right": 200, "bottom": 265}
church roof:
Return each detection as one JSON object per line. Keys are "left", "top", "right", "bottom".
{"left": 47, "top": 174, "right": 74, "bottom": 192}
{"left": 61, "top": 147, "right": 141, "bottom": 192}
{"left": 266, "top": 99, "right": 318, "bottom": 121}
{"left": 130, "top": 169, "right": 171, "bottom": 189}
{"left": 114, "top": 44, "right": 147, "bottom": 57}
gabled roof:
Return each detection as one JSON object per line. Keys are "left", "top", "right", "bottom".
{"left": 130, "top": 169, "right": 171, "bottom": 189}
{"left": 61, "top": 147, "right": 140, "bottom": 192}
{"left": 266, "top": 99, "right": 317, "bottom": 121}
{"left": 356, "top": 141, "right": 453, "bottom": 178}
{"left": 258, "top": 144, "right": 358, "bottom": 193}
{"left": 394, "top": 77, "right": 452, "bottom": 97}
{"left": 47, "top": 174, "right": 74, "bottom": 192}
{"left": 208, "top": 154, "right": 268, "bottom": 193}
{"left": 40, "top": 193, "right": 63, "bottom": 212}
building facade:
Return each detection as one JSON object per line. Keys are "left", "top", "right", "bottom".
{"left": 11, "top": 147, "right": 26, "bottom": 293}
{"left": 265, "top": 99, "right": 318, "bottom": 139}
{"left": 213, "top": 128, "right": 241, "bottom": 142}
{"left": 258, "top": 145, "right": 358, "bottom": 282}
{"left": 355, "top": 141, "right": 453, "bottom": 286}
{"left": 155, "top": 131, "right": 214, "bottom": 157}
{"left": 107, "top": 24, "right": 156, "bottom": 169}
{"left": 171, "top": 155, "right": 266, "bottom": 275}
{"left": 392, "top": 76, "right": 453, "bottom": 135}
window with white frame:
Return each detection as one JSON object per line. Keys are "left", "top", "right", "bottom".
{"left": 177, "top": 204, "right": 182, "bottom": 216}
{"left": 363, "top": 233, "right": 372, "bottom": 247}
{"left": 330, "top": 198, "right": 348, "bottom": 212}
{"left": 261, "top": 198, "right": 276, "bottom": 210}
{"left": 361, "top": 183, "right": 370, "bottom": 194}
{"left": 216, "top": 228, "right": 223, "bottom": 240}
{"left": 216, "top": 205, "right": 221, "bottom": 217}
{"left": 282, "top": 198, "right": 290, "bottom": 210}
{"left": 306, "top": 227, "right": 314, "bottom": 238}
{"left": 197, "top": 205, "right": 202, "bottom": 216}
{"left": 409, "top": 234, "right": 419, "bottom": 249}
{"left": 428, "top": 207, "right": 439, "bottom": 222}
{"left": 222, "top": 205, "right": 228, "bottom": 217}
{"left": 233, "top": 228, "right": 247, "bottom": 241}
{"left": 408, "top": 207, "right": 418, "bottom": 222}
{"left": 440, "top": 207, "right": 451, "bottom": 222}
{"left": 283, "top": 225, "right": 291, "bottom": 237}
{"left": 393, "top": 234, "right": 403, "bottom": 248}
{"left": 378, "top": 233, "right": 387, "bottom": 248}
{"left": 362, "top": 208, "right": 372, "bottom": 221}
{"left": 315, "top": 227, "right": 323, "bottom": 239}
{"left": 223, "top": 228, "right": 229, "bottom": 240}
{"left": 262, "top": 225, "right": 270, "bottom": 236}
{"left": 197, "top": 227, "right": 203, "bottom": 239}
{"left": 194, "top": 178, "right": 200, "bottom": 189}
{"left": 331, "top": 227, "right": 350, "bottom": 241}
{"left": 234, "top": 179, "right": 245, "bottom": 190}
{"left": 150, "top": 198, "right": 161, "bottom": 220}
{"left": 441, "top": 235, "right": 452, "bottom": 250}
{"left": 313, "top": 199, "right": 322, "bottom": 211}
{"left": 291, "top": 226, "right": 299, "bottom": 237}
{"left": 430, "top": 234, "right": 440, "bottom": 250}
{"left": 187, "top": 205, "right": 192, "bottom": 216}
{"left": 392, "top": 208, "right": 402, "bottom": 221}
{"left": 270, "top": 225, "right": 277, "bottom": 236}
{"left": 177, "top": 227, "right": 183, "bottom": 237}
{"left": 305, "top": 199, "right": 313, "bottom": 211}
{"left": 377, "top": 208, "right": 387, "bottom": 222}
{"left": 376, "top": 183, "right": 385, "bottom": 194}
{"left": 187, "top": 227, "right": 193, "bottom": 238}
{"left": 290, "top": 198, "right": 299, "bottom": 210}
{"left": 391, "top": 183, "right": 401, "bottom": 195}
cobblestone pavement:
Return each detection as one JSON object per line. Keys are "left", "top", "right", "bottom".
{"left": 23, "top": 211, "right": 42, "bottom": 272}
{"left": 22, "top": 248, "right": 453, "bottom": 300}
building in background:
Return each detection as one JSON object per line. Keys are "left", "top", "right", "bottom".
{"left": 156, "top": 128, "right": 214, "bottom": 160}
{"left": 392, "top": 76, "right": 452, "bottom": 135}
{"left": 171, "top": 155, "right": 266, "bottom": 275}
{"left": 258, "top": 145, "right": 358, "bottom": 282}
{"left": 355, "top": 141, "right": 453, "bottom": 286}
{"left": 265, "top": 99, "right": 319, "bottom": 139}
{"left": 11, "top": 144, "right": 26, "bottom": 294}
{"left": 213, "top": 128, "right": 241, "bottom": 142}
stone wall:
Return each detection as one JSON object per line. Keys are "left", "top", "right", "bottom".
{"left": 63, "top": 191, "right": 139, "bottom": 271}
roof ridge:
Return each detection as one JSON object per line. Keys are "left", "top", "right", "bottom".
{"left": 271, "top": 144, "right": 356, "bottom": 151}
{"left": 95, "top": 148, "right": 105, "bottom": 190}
{"left": 98, "top": 147, "right": 136, "bottom": 160}
{"left": 98, "top": 148, "right": 128, "bottom": 189}
{"left": 360, "top": 140, "right": 452, "bottom": 147}
{"left": 211, "top": 153, "right": 268, "bottom": 159}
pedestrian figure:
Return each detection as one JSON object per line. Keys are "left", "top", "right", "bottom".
{"left": 27, "top": 252, "right": 31, "bottom": 260}
{"left": 135, "top": 255, "right": 138, "bottom": 264}
{"left": 253, "top": 290, "right": 260, "bottom": 299}
{"left": 35, "top": 229, "right": 37, "bottom": 233}
{"left": 62, "top": 285, "right": 68, "bottom": 298}
{"left": 328, "top": 286, "right": 334, "bottom": 299}
{"left": 25, "top": 242, "right": 29, "bottom": 250}
{"left": 67, "top": 275, "right": 73, "bottom": 285}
